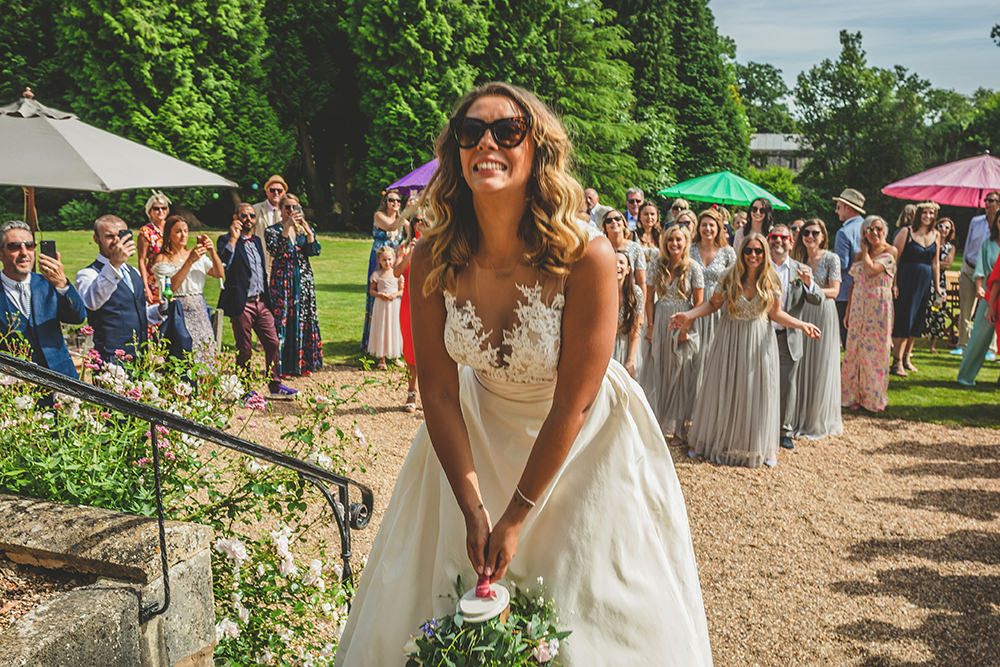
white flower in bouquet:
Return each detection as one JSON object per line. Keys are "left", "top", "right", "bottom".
{"left": 219, "top": 374, "right": 244, "bottom": 401}
{"left": 215, "top": 618, "right": 240, "bottom": 640}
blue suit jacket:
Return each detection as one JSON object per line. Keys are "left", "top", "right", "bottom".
{"left": 0, "top": 273, "right": 87, "bottom": 378}
{"left": 217, "top": 233, "right": 270, "bottom": 318}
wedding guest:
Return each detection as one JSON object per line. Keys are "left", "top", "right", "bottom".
{"left": 789, "top": 219, "right": 843, "bottom": 440}
{"left": 689, "top": 208, "right": 736, "bottom": 363}
{"left": 842, "top": 216, "right": 898, "bottom": 412}
{"left": 767, "top": 224, "right": 822, "bottom": 451}
{"left": 75, "top": 215, "right": 150, "bottom": 365}
{"left": 152, "top": 215, "right": 224, "bottom": 363}
{"left": 0, "top": 220, "right": 86, "bottom": 379}
{"left": 924, "top": 217, "right": 956, "bottom": 353}
{"left": 957, "top": 209, "right": 1000, "bottom": 386}
{"left": 732, "top": 196, "right": 774, "bottom": 248}
{"left": 893, "top": 203, "right": 916, "bottom": 239}
{"left": 636, "top": 201, "right": 661, "bottom": 268}
{"left": 603, "top": 208, "right": 647, "bottom": 305}
{"left": 956, "top": 192, "right": 999, "bottom": 356}
{"left": 367, "top": 246, "right": 404, "bottom": 370}
{"left": 337, "top": 81, "right": 712, "bottom": 666}
{"left": 394, "top": 211, "right": 422, "bottom": 412}
{"left": 668, "top": 198, "right": 691, "bottom": 224}
{"left": 361, "top": 188, "right": 404, "bottom": 349}
{"left": 266, "top": 193, "right": 323, "bottom": 377}
{"left": 729, "top": 210, "right": 747, "bottom": 245}
{"left": 252, "top": 174, "right": 288, "bottom": 277}
{"left": 672, "top": 209, "right": 697, "bottom": 234}
{"left": 892, "top": 201, "right": 942, "bottom": 375}
{"left": 217, "top": 203, "right": 296, "bottom": 399}
{"left": 137, "top": 191, "right": 170, "bottom": 305}
{"left": 832, "top": 188, "right": 866, "bottom": 346}
{"left": 613, "top": 250, "right": 643, "bottom": 378}
{"left": 641, "top": 225, "right": 703, "bottom": 446}
{"left": 672, "top": 233, "right": 820, "bottom": 468}
{"left": 584, "top": 188, "right": 612, "bottom": 227}
{"left": 987, "top": 247, "right": 1000, "bottom": 363}
{"left": 623, "top": 187, "right": 644, "bottom": 232}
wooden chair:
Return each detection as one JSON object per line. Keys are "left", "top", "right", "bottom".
{"left": 943, "top": 270, "right": 961, "bottom": 345}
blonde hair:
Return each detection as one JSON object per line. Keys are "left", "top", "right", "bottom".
{"left": 420, "top": 82, "right": 588, "bottom": 295}
{"left": 655, "top": 225, "right": 694, "bottom": 300}
{"left": 692, "top": 208, "right": 728, "bottom": 248}
{"left": 673, "top": 209, "right": 696, "bottom": 227}
{"left": 791, "top": 218, "right": 829, "bottom": 262}
{"left": 376, "top": 245, "right": 395, "bottom": 261}
{"left": 144, "top": 191, "right": 171, "bottom": 217}
{"left": 719, "top": 232, "right": 780, "bottom": 317}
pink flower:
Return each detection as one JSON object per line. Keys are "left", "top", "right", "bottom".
{"left": 155, "top": 425, "right": 169, "bottom": 435}
{"left": 247, "top": 421, "right": 257, "bottom": 428}
{"left": 532, "top": 639, "right": 556, "bottom": 663}
{"left": 86, "top": 348, "right": 102, "bottom": 362}
{"left": 84, "top": 362, "right": 100, "bottom": 370}
{"left": 80, "top": 325, "right": 94, "bottom": 336}
{"left": 125, "top": 387, "right": 142, "bottom": 400}
{"left": 114, "top": 349, "right": 126, "bottom": 359}
{"left": 245, "top": 393, "right": 267, "bottom": 411}
{"left": 352, "top": 425, "right": 366, "bottom": 446}
{"left": 133, "top": 457, "right": 151, "bottom": 467}
{"left": 163, "top": 451, "right": 176, "bottom": 462}
{"left": 100, "top": 412, "right": 112, "bottom": 420}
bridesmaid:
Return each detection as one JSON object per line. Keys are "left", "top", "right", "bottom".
{"left": 891, "top": 201, "right": 942, "bottom": 375}
{"left": 613, "top": 251, "right": 643, "bottom": 378}
{"left": 959, "top": 210, "right": 1000, "bottom": 385}
{"left": 842, "top": 216, "right": 898, "bottom": 412}
{"left": 604, "top": 209, "right": 647, "bottom": 371}
{"left": 789, "top": 218, "right": 843, "bottom": 439}
{"left": 690, "top": 208, "right": 736, "bottom": 366}
{"left": 672, "top": 233, "right": 820, "bottom": 468}
{"left": 732, "top": 197, "right": 774, "bottom": 249}
{"left": 641, "top": 225, "right": 704, "bottom": 446}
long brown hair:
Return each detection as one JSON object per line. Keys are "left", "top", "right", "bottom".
{"left": 616, "top": 250, "right": 640, "bottom": 336}
{"left": 655, "top": 225, "right": 694, "bottom": 300}
{"left": 420, "top": 82, "right": 588, "bottom": 296}
{"left": 791, "top": 218, "right": 829, "bottom": 263}
{"left": 159, "top": 215, "right": 188, "bottom": 254}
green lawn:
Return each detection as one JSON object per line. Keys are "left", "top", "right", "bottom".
{"left": 35, "top": 230, "right": 998, "bottom": 428}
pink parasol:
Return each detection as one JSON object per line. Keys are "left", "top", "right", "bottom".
{"left": 387, "top": 158, "right": 438, "bottom": 197}
{"left": 882, "top": 152, "right": 1000, "bottom": 208}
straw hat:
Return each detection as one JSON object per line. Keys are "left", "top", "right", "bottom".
{"left": 832, "top": 188, "right": 866, "bottom": 214}
{"left": 263, "top": 174, "right": 288, "bottom": 190}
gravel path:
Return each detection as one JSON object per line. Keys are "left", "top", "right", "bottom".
{"left": 258, "top": 366, "right": 1000, "bottom": 665}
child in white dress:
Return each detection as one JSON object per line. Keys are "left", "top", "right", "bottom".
{"left": 367, "top": 246, "right": 404, "bottom": 369}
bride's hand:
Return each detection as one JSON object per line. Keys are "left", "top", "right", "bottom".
{"left": 465, "top": 506, "right": 492, "bottom": 577}
{"left": 485, "top": 512, "right": 523, "bottom": 583}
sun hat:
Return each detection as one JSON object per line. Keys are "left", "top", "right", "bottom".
{"left": 263, "top": 174, "right": 288, "bottom": 191}
{"left": 832, "top": 188, "right": 866, "bottom": 215}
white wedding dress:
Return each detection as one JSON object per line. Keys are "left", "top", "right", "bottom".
{"left": 336, "top": 238, "right": 713, "bottom": 666}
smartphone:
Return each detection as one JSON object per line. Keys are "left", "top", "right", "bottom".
{"left": 40, "top": 239, "right": 56, "bottom": 259}
{"left": 118, "top": 228, "right": 132, "bottom": 240}
{"left": 292, "top": 204, "right": 303, "bottom": 215}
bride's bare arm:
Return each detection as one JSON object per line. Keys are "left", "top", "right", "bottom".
{"left": 485, "top": 236, "right": 618, "bottom": 582}
{"left": 409, "top": 241, "right": 492, "bottom": 576}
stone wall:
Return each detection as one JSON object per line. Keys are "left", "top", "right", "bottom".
{"left": 0, "top": 494, "right": 215, "bottom": 667}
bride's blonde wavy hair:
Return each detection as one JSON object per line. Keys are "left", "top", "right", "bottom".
{"left": 719, "top": 232, "right": 780, "bottom": 317}
{"left": 419, "top": 82, "right": 588, "bottom": 296}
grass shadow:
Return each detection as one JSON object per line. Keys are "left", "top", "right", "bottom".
{"left": 873, "top": 440, "right": 1000, "bottom": 462}
{"left": 846, "top": 529, "right": 1000, "bottom": 565}
{"left": 875, "top": 488, "right": 1000, "bottom": 521}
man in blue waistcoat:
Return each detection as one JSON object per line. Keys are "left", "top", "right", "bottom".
{"left": 0, "top": 220, "right": 87, "bottom": 378}
{"left": 74, "top": 214, "right": 151, "bottom": 367}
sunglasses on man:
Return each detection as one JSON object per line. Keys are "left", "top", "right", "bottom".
{"left": 268, "top": 187, "right": 285, "bottom": 194}
{"left": 628, "top": 198, "right": 642, "bottom": 205}
{"left": 450, "top": 116, "right": 533, "bottom": 149}
{"left": 768, "top": 233, "right": 791, "bottom": 241}
{"left": 5, "top": 241, "right": 36, "bottom": 251}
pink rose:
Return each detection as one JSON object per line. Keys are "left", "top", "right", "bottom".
{"left": 80, "top": 325, "right": 94, "bottom": 336}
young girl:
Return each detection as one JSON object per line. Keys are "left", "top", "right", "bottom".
{"left": 671, "top": 233, "right": 820, "bottom": 468}
{"left": 367, "top": 246, "right": 404, "bottom": 370}
{"left": 613, "top": 250, "right": 643, "bottom": 378}
{"left": 641, "top": 225, "right": 704, "bottom": 446}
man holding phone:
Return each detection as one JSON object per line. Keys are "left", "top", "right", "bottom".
{"left": 0, "top": 220, "right": 87, "bottom": 378}
{"left": 75, "top": 214, "right": 154, "bottom": 365}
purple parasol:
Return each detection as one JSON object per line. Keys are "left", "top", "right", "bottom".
{"left": 387, "top": 158, "right": 438, "bottom": 197}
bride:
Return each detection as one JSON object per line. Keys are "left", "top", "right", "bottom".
{"left": 335, "top": 82, "right": 712, "bottom": 666}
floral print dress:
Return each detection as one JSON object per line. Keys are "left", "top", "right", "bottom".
{"left": 841, "top": 252, "right": 896, "bottom": 411}
{"left": 265, "top": 224, "right": 323, "bottom": 375}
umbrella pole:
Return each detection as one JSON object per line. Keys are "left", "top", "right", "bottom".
{"left": 22, "top": 186, "right": 37, "bottom": 239}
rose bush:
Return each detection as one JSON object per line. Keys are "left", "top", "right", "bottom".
{"left": 0, "top": 331, "right": 379, "bottom": 665}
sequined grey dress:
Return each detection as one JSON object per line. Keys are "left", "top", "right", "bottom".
{"left": 688, "top": 290, "right": 780, "bottom": 468}
{"left": 640, "top": 263, "right": 704, "bottom": 437}
{"left": 613, "top": 283, "right": 645, "bottom": 371}
{"left": 689, "top": 245, "right": 736, "bottom": 373}
{"left": 790, "top": 251, "right": 843, "bottom": 439}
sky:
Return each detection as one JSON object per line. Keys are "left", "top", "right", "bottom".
{"left": 711, "top": 0, "right": 999, "bottom": 96}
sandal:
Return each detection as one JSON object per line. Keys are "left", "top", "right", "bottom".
{"left": 891, "top": 362, "right": 908, "bottom": 377}
{"left": 904, "top": 357, "right": 918, "bottom": 372}
{"left": 404, "top": 391, "right": 417, "bottom": 413}
{"left": 668, "top": 435, "right": 685, "bottom": 447}
{"left": 375, "top": 360, "right": 387, "bottom": 371}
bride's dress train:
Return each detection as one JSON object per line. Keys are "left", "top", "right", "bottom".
{"left": 336, "top": 271, "right": 712, "bottom": 666}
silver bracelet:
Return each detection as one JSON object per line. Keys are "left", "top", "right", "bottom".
{"left": 514, "top": 485, "right": 536, "bottom": 508}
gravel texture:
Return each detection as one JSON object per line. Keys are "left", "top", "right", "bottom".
{"left": 237, "top": 366, "right": 1000, "bottom": 665}
{"left": 0, "top": 560, "right": 85, "bottom": 633}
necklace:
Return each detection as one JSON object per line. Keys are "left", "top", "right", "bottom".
{"left": 472, "top": 254, "right": 523, "bottom": 278}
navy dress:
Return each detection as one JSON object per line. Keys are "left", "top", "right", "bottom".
{"left": 892, "top": 230, "right": 935, "bottom": 338}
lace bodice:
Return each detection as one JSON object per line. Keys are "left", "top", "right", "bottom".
{"left": 658, "top": 263, "right": 704, "bottom": 305}
{"left": 691, "top": 245, "right": 736, "bottom": 295}
{"left": 444, "top": 283, "right": 564, "bottom": 384}
{"left": 717, "top": 287, "right": 771, "bottom": 321}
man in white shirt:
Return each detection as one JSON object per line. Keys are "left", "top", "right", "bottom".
{"left": 584, "top": 188, "right": 612, "bottom": 228}
{"left": 624, "top": 187, "right": 643, "bottom": 233}
{"left": 252, "top": 174, "right": 288, "bottom": 278}
{"left": 955, "top": 191, "right": 999, "bottom": 356}
{"left": 769, "top": 225, "right": 821, "bottom": 451}
{"left": 75, "top": 215, "right": 158, "bottom": 365}
{"left": 0, "top": 220, "right": 86, "bottom": 378}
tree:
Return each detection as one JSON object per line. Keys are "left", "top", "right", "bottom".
{"left": 794, "top": 31, "right": 930, "bottom": 216}
{"left": 346, "top": 0, "right": 488, "bottom": 215}
{"left": 735, "top": 61, "right": 797, "bottom": 134}
{"left": 473, "top": 0, "right": 641, "bottom": 202}
{"left": 666, "top": 0, "right": 750, "bottom": 180}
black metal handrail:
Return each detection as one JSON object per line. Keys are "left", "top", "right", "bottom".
{"left": 0, "top": 352, "right": 373, "bottom": 623}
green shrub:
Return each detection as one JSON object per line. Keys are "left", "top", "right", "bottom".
{"left": 56, "top": 198, "right": 100, "bottom": 230}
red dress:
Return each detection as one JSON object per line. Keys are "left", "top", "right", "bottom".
{"left": 400, "top": 229, "right": 420, "bottom": 366}
{"left": 987, "top": 251, "right": 1000, "bottom": 349}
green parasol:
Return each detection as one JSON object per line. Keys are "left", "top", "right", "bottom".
{"left": 658, "top": 170, "right": 790, "bottom": 210}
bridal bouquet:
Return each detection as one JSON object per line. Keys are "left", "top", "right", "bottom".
{"left": 404, "top": 575, "right": 570, "bottom": 666}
